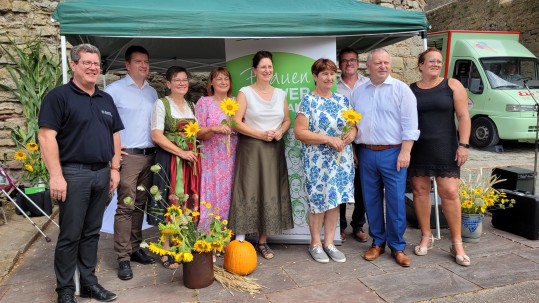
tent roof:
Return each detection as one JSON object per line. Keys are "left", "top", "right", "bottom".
{"left": 53, "top": 0, "right": 428, "bottom": 72}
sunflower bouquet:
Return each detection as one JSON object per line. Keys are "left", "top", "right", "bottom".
{"left": 142, "top": 200, "right": 232, "bottom": 263}
{"left": 14, "top": 141, "right": 48, "bottom": 187}
{"left": 219, "top": 98, "right": 239, "bottom": 157}
{"left": 338, "top": 108, "right": 362, "bottom": 164}
{"left": 183, "top": 121, "right": 203, "bottom": 175}
{"left": 459, "top": 170, "right": 515, "bottom": 215}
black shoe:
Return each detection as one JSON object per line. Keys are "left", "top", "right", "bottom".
{"left": 57, "top": 293, "right": 77, "bottom": 303}
{"left": 130, "top": 249, "right": 156, "bottom": 264}
{"left": 117, "top": 260, "right": 133, "bottom": 280}
{"left": 80, "top": 284, "right": 117, "bottom": 302}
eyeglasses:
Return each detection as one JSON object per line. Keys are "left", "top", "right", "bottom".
{"left": 340, "top": 58, "right": 358, "bottom": 64}
{"left": 172, "top": 79, "right": 189, "bottom": 83}
{"left": 78, "top": 60, "right": 101, "bottom": 68}
{"left": 427, "top": 59, "right": 443, "bottom": 65}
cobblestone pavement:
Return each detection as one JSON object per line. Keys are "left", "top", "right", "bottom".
{"left": 0, "top": 141, "right": 538, "bottom": 303}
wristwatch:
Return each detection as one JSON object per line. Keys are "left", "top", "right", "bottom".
{"left": 458, "top": 143, "right": 470, "bottom": 148}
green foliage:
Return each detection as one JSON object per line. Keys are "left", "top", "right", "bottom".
{"left": 0, "top": 37, "right": 62, "bottom": 146}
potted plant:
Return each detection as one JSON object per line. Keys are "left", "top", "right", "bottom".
{"left": 1, "top": 38, "right": 61, "bottom": 216}
{"left": 459, "top": 170, "right": 515, "bottom": 242}
{"left": 129, "top": 164, "right": 232, "bottom": 289}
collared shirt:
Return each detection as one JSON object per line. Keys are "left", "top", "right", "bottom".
{"left": 105, "top": 74, "right": 158, "bottom": 149}
{"left": 38, "top": 80, "right": 124, "bottom": 164}
{"left": 337, "top": 73, "right": 369, "bottom": 101}
{"left": 351, "top": 75, "right": 420, "bottom": 145}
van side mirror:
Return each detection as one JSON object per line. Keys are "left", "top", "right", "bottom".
{"left": 469, "top": 78, "right": 483, "bottom": 94}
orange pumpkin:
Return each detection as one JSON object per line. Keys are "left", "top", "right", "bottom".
{"left": 223, "top": 240, "right": 257, "bottom": 276}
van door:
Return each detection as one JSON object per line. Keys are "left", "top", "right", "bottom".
{"left": 453, "top": 59, "right": 500, "bottom": 147}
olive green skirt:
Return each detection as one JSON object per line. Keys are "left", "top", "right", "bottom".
{"left": 229, "top": 135, "right": 293, "bottom": 235}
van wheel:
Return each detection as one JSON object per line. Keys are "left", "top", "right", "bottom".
{"left": 470, "top": 117, "right": 499, "bottom": 148}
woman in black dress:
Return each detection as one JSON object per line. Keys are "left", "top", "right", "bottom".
{"left": 409, "top": 48, "right": 471, "bottom": 266}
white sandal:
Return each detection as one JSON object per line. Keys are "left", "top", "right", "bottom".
{"left": 450, "top": 241, "right": 471, "bottom": 266}
{"left": 414, "top": 235, "right": 434, "bottom": 256}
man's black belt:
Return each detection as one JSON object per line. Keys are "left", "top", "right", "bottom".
{"left": 62, "top": 162, "right": 109, "bottom": 171}
{"left": 122, "top": 148, "right": 156, "bottom": 155}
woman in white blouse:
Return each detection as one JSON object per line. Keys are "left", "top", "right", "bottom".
{"left": 229, "top": 51, "right": 294, "bottom": 259}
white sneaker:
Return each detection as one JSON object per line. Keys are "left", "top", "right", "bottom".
{"left": 308, "top": 245, "right": 329, "bottom": 263}
{"left": 323, "top": 244, "right": 346, "bottom": 263}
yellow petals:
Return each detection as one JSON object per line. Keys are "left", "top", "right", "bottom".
{"left": 183, "top": 121, "right": 200, "bottom": 138}
{"left": 15, "top": 150, "right": 27, "bottom": 161}
{"left": 220, "top": 98, "right": 239, "bottom": 116}
{"left": 341, "top": 108, "right": 362, "bottom": 124}
{"left": 26, "top": 142, "right": 38, "bottom": 151}
{"left": 24, "top": 164, "right": 34, "bottom": 172}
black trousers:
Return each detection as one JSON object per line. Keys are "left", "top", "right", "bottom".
{"left": 55, "top": 166, "right": 110, "bottom": 295}
{"left": 340, "top": 146, "right": 366, "bottom": 231}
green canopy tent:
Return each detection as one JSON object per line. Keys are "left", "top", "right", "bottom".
{"left": 53, "top": 0, "right": 429, "bottom": 78}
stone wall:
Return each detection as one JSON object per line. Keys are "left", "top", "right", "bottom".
{"left": 0, "top": 0, "right": 426, "bottom": 183}
{"left": 427, "top": 0, "right": 539, "bottom": 57}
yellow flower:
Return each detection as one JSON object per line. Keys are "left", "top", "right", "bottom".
{"left": 183, "top": 252, "right": 194, "bottom": 262}
{"left": 209, "top": 212, "right": 214, "bottom": 217}
{"left": 220, "top": 98, "right": 239, "bottom": 116}
{"left": 222, "top": 220, "right": 228, "bottom": 225}
{"left": 191, "top": 211, "right": 200, "bottom": 217}
{"left": 26, "top": 142, "right": 39, "bottom": 151}
{"left": 183, "top": 121, "right": 200, "bottom": 138}
{"left": 194, "top": 240, "right": 206, "bottom": 252}
{"left": 215, "top": 215, "right": 220, "bottom": 220}
{"left": 24, "top": 164, "right": 34, "bottom": 172}
{"left": 15, "top": 150, "right": 27, "bottom": 161}
{"left": 341, "top": 108, "right": 362, "bottom": 124}
{"left": 205, "top": 203, "right": 212, "bottom": 209}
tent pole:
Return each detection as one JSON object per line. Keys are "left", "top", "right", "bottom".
{"left": 421, "top": 30, "right": 428, "bottom": 50}
{"left": 61, "top": 36, "right": 68, "bottom": 84}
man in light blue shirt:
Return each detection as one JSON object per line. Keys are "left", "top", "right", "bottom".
{"left": 336, "top": 47, "right": 369, "bottom": 243}
{"left": 105, "top": 45, "right": 158, "bottom": 280}
{"left": 351, "top": 48, "right": 419, "bottom": 267}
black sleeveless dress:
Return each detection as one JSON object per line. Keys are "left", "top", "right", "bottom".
{"left": 409, "top": 78, "right": 460, "bottom": 178}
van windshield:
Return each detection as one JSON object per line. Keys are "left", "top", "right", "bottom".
{"left": 481, "top": 58, "right": 539, "bottom": 89}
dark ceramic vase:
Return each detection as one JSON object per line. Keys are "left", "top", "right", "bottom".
{"left": 183, "top": 251, "right": 214, "bottom": 289}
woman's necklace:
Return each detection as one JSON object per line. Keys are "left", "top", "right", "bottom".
{"left": 313, "top": 88, "right": 332, "bottom": 98}
{"left": 168, "top": 95, "right": 186, "bottom": 113}
{"left": 419, "top": 77, "right": 442, "bottom": 89}
{"left": 254, "top": 83, "right": 273, "bottom": 95}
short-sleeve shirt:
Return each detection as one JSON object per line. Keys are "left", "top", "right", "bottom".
{"left": 38, "top": 80, "right": 124, "bottom": 164}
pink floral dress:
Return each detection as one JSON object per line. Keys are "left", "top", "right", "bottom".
{"left": 195, "top": 96, "right": 238, "bottom": 232}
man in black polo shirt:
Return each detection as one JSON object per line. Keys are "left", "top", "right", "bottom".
{"left": 39, "top": 44, "right": 123, "bottom": 303}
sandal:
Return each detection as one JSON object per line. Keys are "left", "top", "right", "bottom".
{"left": 450, "top": 241, "right": 471, "bottom": 267}
{"left": 256, "top": 243, "right": 275, "bottom": 259}
{"left": 161, "top": 255, "right": 179, "bottom": 269}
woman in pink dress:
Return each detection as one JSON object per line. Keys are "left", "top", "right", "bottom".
{"left": 195, "top": 67, "right": 238, "bottom": 232}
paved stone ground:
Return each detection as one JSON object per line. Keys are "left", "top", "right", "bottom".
{"left": 0, "top": 141, "right": 538, "bottom": 303}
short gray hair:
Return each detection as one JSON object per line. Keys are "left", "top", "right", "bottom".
{"left": 366, "top": 48, "right": 390, "bottom": 63}
{"left": 70, "top": 44, "right": 101, "bottom": 63}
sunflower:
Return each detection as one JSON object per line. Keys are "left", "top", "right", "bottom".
{"left": 341, "top": 108, "right": 362, "bottom": 124}
{"left": 220, "top": 98, "right": 239, "bottom": 116}
{"left": 183, "top": 121, "right": 200, "bottom": 138}
{"left": 24, "top": 164, "right": 34, "bottom": 172}
{"left": 26, "top": 142, "right": 39, "bottom": 152}
{"left": 183, "top": 252, "right": 194, "bottom": 262}
{"left": 14, "top": 150, "right": 27, "bottom": 161}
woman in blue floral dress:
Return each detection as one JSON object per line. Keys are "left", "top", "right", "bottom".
{"left": 294, "top": 58, "right": 357, "bottom": 263}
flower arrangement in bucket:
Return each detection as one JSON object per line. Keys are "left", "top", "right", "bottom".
{"left": 459, "top": 170, "right": 516, "bottom": 215}
{"left": 14, "top": 141, "right": 49, "bottom": 190}
{"left": 459, "top": 170, "right": 516, "bottom": 242}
